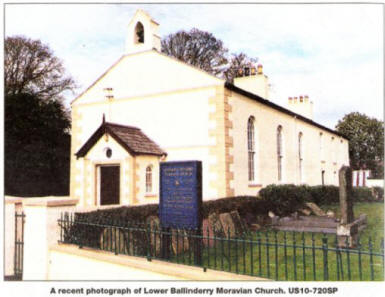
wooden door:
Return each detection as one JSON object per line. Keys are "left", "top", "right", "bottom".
{"left": 100, "top": 165, "right": 120, "bottom": 205}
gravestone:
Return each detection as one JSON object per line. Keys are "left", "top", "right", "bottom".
{"left": 146, "top": 216, "right": 161, "bottom": 256}
{"left": 230, "top": 210, "right": 246, "bottom": 236}
{"left": 208, "top": 213, "right": 225, "bottom": 238}
{"left": 305, "top": 202, "right": 326, "bottom": 217}
{"left": 171, "top": 229, "right": 189, "bottom": 255}
{"left": 159, "top": 161, "right": 202, "bottom": 264}
{"left": 100, "top": 228, "right": 129, "bottom": 255}
{"left": 337, "top": 166, "right": 357, "bottom": 247}
{"left": 339, "top": 166, "right": 354, "bottom": 224}
{"left": 219, "top": 212, "right": 236, "bottom": 238}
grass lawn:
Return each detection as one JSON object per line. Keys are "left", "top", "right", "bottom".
{"left": 322, "top": 202, "right": 384, "bottom": 248}
{"left": 187, "top": 202, "right": 384, "bottom": 281}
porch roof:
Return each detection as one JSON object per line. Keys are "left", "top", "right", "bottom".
{"left": 75, "top": 121, "right": 167, "bottom": 158}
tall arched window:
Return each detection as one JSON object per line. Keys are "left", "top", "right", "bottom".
{"left": 319, "top": 132, "right": 324, "bottom": 161}
{"left": 298, "top": 132, "right": 303, "bottom": 183}
{"left": 247, "top": 117, "right": 255, "bottom": 181}
{"left": 331, "top": 137, "right": 336, "bottom": 163}
{"left": 145, "top": 165, "right": 152, "bottom": 193}
{"left": 135, "top": 22, "right": 144, "bottom": 44}
{"left": 277, "top": 125, "right": 283, "bottom": 181}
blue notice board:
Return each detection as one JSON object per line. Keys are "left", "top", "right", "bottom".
{"left": 159, "top": 161, "right": 202, "bottom": 229}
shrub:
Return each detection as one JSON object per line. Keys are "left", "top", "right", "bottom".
{"left": 202, "top": 196, "right": 269, "bottom": 218}
{"left": 258, "top": 184, "right": 310, "bottom": 216}
{"left": 352, "top": 187, "right": 375, "bottom": 202}
{"left": 307, "top": 185, "right": 339, "bottom": 205}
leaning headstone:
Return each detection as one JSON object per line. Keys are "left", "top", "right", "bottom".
{"left": 100, "top": 227, "right": 129, "bottom": 254}
{"left": 305, "top": 202, "right": 327, "bottom": 217}
{"left": 219, "top": 212, "right": 236, "bottom": 238}
{"left": 230, "top": 210, "right": 246, "bottom": 236}
{"left": 299, "top": 208, "right": 312, "bottom": 216}
{"left": 146, "top": 216, "right": 161, "bottom": 256}
{"left": 171, "top": 229, "right": 189, "bottom": 255}
{"left": 208, "top": 213, "right": 225, "bottom": 238}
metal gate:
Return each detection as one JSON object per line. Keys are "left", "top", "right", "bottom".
{"left": 14, "top": 212, "right": 25, "bottom": 280}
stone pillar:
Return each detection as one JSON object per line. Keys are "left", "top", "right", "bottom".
{"left": 5, "top": 201, "right": 16, "bottom": 276}
{"left": 4, "top": 197, "right": 24, "bottom": 277}
{"left": 339, "top": 166, "right": 354, "bottom": 224}
{"left": 337, "top": 166, "right": 357, "bottom": 247}
{"left": 23, "top": 197, "right": 78, "bottom": 280}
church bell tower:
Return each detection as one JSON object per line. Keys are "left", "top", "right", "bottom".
{"left": 125, "top": 9, "right": 161, "bottom": 55}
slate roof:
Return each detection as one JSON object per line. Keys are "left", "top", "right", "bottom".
{"left": 225, "top": 82, "right": 348, "bottom": 140}
{"left": 75, "top": 121, "right": 166, "bottom": 158}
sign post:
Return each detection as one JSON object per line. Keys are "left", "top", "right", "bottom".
{"left": 159, "top": 161, "right": 202, "bottom": 265}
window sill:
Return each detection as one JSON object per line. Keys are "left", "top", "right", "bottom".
{"left": 145, "top": 193, "right": 157, "bottom": 198}
{"left": 248, "top": 183, "right": 262, "bottom": 188}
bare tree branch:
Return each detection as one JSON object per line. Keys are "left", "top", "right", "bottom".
{"left": 4, "top": 36, "right": 76, "bottom": 101}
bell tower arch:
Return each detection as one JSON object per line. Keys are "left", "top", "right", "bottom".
{"left": 125, "top": 9, "right": 161, "bottom": 55}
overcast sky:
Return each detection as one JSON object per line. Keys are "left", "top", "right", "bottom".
{"left": 4, "top": 2, "right": 383, "bottom": 129}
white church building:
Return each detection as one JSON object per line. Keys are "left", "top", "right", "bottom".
{"left": 70, "top": 9, "right": 349, "bottom": 208}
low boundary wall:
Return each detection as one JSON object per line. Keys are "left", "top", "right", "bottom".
{"left": 48, "top": 244, "right": 266, "bottom": 281}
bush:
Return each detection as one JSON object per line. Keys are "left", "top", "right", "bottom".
{"left": 307, "top": 185, "right": 339, "bottom": 205}
{"left": 258, "top": 184, "right": 310, "bottom": 216}
{"left": 352, "top": 187, "right": 375, "bottom": 202}
{"left": 202, "top": 196, "right": 269, "bottom": 218}
{"left": 257, "top": 184, "right": 382, "bottom": 208}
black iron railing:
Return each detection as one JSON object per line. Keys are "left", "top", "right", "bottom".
{"left": 58, "top": 212, "right": 384, "bottom": 281}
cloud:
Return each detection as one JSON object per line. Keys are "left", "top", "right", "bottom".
{"left": 4, "top": 3, "right": 383, "bottom": 128}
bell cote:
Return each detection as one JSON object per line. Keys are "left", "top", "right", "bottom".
{"left": 125, "top": 9, "right": 161, "bottom": 55}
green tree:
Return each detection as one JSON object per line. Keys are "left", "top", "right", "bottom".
{"left": 336, "top": 112, "right": 384, "bottom": 178}
{"left": 4, "top": 36, "right": 75, "bottom": 196}
{"left": 5, "top": 92, "right": 71, "bottom": 196}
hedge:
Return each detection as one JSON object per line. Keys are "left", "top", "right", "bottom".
{"left": 260, "top": 184, "right": 383, "bottom": 207}
{"left": 72, "top": 185, "right": 383, "bottom": 226}
{"left": 66, "top": 184, "right": 383, "bottom": 248}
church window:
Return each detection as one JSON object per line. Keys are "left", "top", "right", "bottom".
{"left": 319, "top": 132, "right": 324, "bottom": 161}
{"left": 247, "top": 117, "right": 255, "bottom": 181}
{"left": 277, "top": 125, "right": 283, "bottom": 181}
{"left": 145, "top": 165, "right": 152, "bottom": 193}
{"left": 135, "top": 22, "right": 144, "bottom": 44}
{"left": 298, "top": 132, "right": 303, "bottom": 183}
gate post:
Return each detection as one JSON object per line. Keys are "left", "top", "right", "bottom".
{"left": 23, "top": 197, "right": 78, "bottom": 280}
{"left": 5, "top": 200, "right": 16, "bottom": 276}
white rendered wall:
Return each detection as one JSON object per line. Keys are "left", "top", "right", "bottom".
{"left": 229, "top": 92, "right": 349, "bottom": 196}
{"left": 23, "top": 198, "right": 78, "bottom": 280}
{"left": 72, "top": 86, "right": 218, "bottom": 201}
